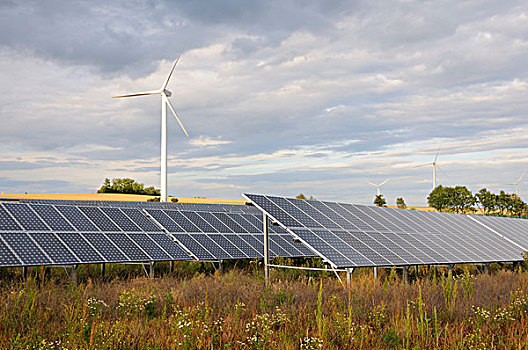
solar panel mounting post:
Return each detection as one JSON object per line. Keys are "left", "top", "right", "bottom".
{"left": 373, "top": 267, "right": 378, "bottom": 280}
{"left": 22, "top": 266, "right": 27, "bottom": 280}
{"left": 100, "top": 263, "right": 105, "bottom": 278}
{"left": 263, "top": 213, "right": 270, "bottom": 286}
{"left": 346, "top": 268, "right": 354, "bottom": 288}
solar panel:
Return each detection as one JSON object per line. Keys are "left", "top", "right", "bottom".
{"left": 58, "top": 233, "right": 105, "bottom": 263}
{"left": 101, "top": 207, "right": 142, "bottom": 232}
{"left": 0, "top": 205, "right": 22, "bottom": 231}
{"left": 30, "top": 204, "right": 75, "bottom": 231}
{"left": 0, "top": 199, "right": 315, "bottom": 267}
{"left": 244, "top": 193, "right": 525, "bottom": 268}
{"left": 30, "top": 233, "right": 79, "bottom": 264}
{"left": 1, "top": 233, "right": 52, "bottom": 265}
{"left": 55, "top": 205, "right": 99, "bottom": 231}
{"left": 79, "top": 207, "right": 121, "bottom": 232}
{"left": 0, "top": 235, "right": 22, "bottom": 266}
{"left": 3, "top": 203, "right": 49, "bottom": 231}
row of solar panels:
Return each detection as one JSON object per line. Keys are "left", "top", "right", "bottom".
{"left": 244, "top": 194, "right": 528, "bottom": 269}
{"left": 8, "top": 198, "right": 253, "bottom": 214}
{"left": 0, "top": 200, "right": 313, "bottom": 267}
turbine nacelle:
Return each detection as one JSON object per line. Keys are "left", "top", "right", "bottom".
{"left": 163, "top": 90, "right": 172, "bottom": 97}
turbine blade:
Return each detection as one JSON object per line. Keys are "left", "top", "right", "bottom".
{"left": 517, "top": 170, "right": 527, "bottom": 184}
{"left": 163, "top": 93, "right": 189, "bottom": 137}
{"left": 412, "top": 163, "right": 432, "bottom": 168}
{"left": 366, "top": 181, "right": 378, "bottom": 187}
{"left": 379, "top": 178, "right": 390, "bottom": 186}
{"left": 113, "top": 90, "right": 160, "bottom": 98}
{"left": 161, "top": 47, "right": 184, "bottom": 90}
{"left": 436, "top": 164, "right": 449, "bottom": 180}
{"left": 433, "top": 146, "right": 441, "bottom": 163}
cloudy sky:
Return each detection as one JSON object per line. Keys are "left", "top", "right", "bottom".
{"left": 0, "top": 0, "right": 527, "bottom": 205}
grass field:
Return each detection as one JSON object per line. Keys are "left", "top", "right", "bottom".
{"left": 1, "top": 262, "right": 528, "bottom": 349}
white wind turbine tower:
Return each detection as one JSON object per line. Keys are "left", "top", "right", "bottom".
{"left": 367, "top": 179, "right": 390, "bottom": 196}
{"left": 113, "top": 50, "right": 189, "bottom": 202}
{"left": 502, "top": 171, "right": 526, "bottom": 196}
{"left": 414, "top": 146, "right": 444, "bottom": 190}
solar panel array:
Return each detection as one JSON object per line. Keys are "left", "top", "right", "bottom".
{"left": 244, "top": 194, "right": 525, "bottom": 269}
{"left": 0, "top": 200, "right": 313, "bottom": 267}
{"left": 470, "top": 215, "right": 528, "bottom": 250}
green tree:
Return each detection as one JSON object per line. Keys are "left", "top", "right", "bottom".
{"left": 396, "top": 197, "right": 407, "bottom": 209}
{"left": 374, "top": 194, "right": 386, "bottom": 207}
{"left": 427, "top": 185, "right": 450, "bottom": 212}
{"left": 497, "top": 191, "right": 510, "bottom": 215}
{"left": 427, "top": 185, "right": 475, "bottom": 213}
{"left": 97, "top": 178, "right": 160, "bottom": 196}
{"left": 296, "top": 193, "right": 316, "bottom": 200}
{"left": 506, "top": 193, "right": 525, "bottom": 217}
{"left": 475, "top": 188, "right": 497, "bottom": 215}
{"left": 450, "top": 186, "right": 475, "bottom": 214}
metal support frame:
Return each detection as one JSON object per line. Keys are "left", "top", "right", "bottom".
{"left": 71, "top": 265, "right": 78, "bottom": 285}
{"left": 346, "top": 268, "right": 354, "bottom": 288}
{"left": 170, "top": 261, "right": 174, "bottom": 273}
{"left": 100, "top": 263, "right": 105, "bottom": 278}
{"left": 263, "top": 213, "right": 270, "bottom": 286}
{"left": 483, "top": 263, "right": 489, "bottom": 274}
{"left": 149, "top": 262, "right": 154, "bottom": 279}
{"left": 218, "top": 260, "right": 223, "bottom": 274}
{"left": 22, "top": 266, "right": 27, "bottom": 280}
{"left": 373, "top": 267, "right": 378, "bottom": 280}
{"left": 402, "top": 266, "right": 408, "bottom": 281}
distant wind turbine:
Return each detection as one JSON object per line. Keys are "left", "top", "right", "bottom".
{"left": 113, "top": 49, "right": 189, "bottom": 202}
{"left": 502, "top": 171, "right": 526, "bottom": 196}
{"left": 367, "top": 179, "right": 389, "bottom": 196}
{"left": 414, "top": 146, "right": 446, "bottom": 189}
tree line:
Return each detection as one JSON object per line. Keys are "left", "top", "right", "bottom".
{"left": 427, "top": 185, "right": 526, "bottom": 216}
{"left": 97, "top": 178, "right": 160, "bottom": 196}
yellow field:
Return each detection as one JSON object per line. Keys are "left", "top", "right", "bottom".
{"left": 0, "top": 193, "right": 247, "bottom": 205}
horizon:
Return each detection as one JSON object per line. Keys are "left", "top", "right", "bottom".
{"left": 1, "top": 1, "right": 527, "bottom": 206}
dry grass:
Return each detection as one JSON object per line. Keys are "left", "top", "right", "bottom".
{"left": 1, "top": 264, "right": 528, "bottom": 349}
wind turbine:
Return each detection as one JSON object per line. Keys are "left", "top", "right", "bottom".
{"left": 414, "top": 146, "right": 445, "bottom": 189}
{"left": 113, "top": 50, "right": 189, "bottom": 202}
{"left": 502, "top": 171, "right": 526, "bottom": 196}
{"left": 367, "top": 179, "right": 389, "bottom": 196}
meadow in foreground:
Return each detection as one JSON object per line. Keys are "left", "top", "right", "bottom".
{"left": 0, "top": 261, "right": 527, "bottom": 349}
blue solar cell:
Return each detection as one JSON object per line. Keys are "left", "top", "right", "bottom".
{"left": 29, "top": 233, "right": 79, "bottom": 264}
{"left": 127, "top": 233, "right": 172, "bottom": 260}
{"left": 58, "top": 233, "right": 104, "bottom": 263}
{"left": 101, "top": 208, "right": 142, "bottom": 232}
{"left": 149, "top": 234, "right": 190, "bottom": 260}
{"left": 82, "top": 233, "right": 129, "bottom": 262}
{"left": 56, "top": 206, "right": 99, "bottom": 231}
{"left": 146, "top": 209, "right": 184, "bottom": 232}
{"left": 3, "top": 203, "right": 49, "bottom": 231}
{"left": 30, "top": 204, "right": 75, "bottom": 231}
{"left": 180, "top": 212, "right": 217, "bottom": 232}
{"left": 105, "top": 233, "right": 149, "bottom": 261}
{"left": 173, "top": 233, "right": 215, "bottom": 260}
{"left": 190, "top": 234, "right": 232, "bottom": 260}
{"left": 164, "top": 210, "right": 200, "bottom": 232}
{"left": 0, "top": 236, "right": 22, "bottom": 266}
{"left": 1, "top": 233, "right": 52, "bottom": 265}
{"left": 79, "top": 207, "right": 121, "bottom": 231}
{"left": 224, "top": 234, "right": 260, "bottom": 257}
{"left": 121, "top": 208, "right": 163, "bottom": 232}
{"left": 0, "top": 204, "right": 22, "bottom": 231}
